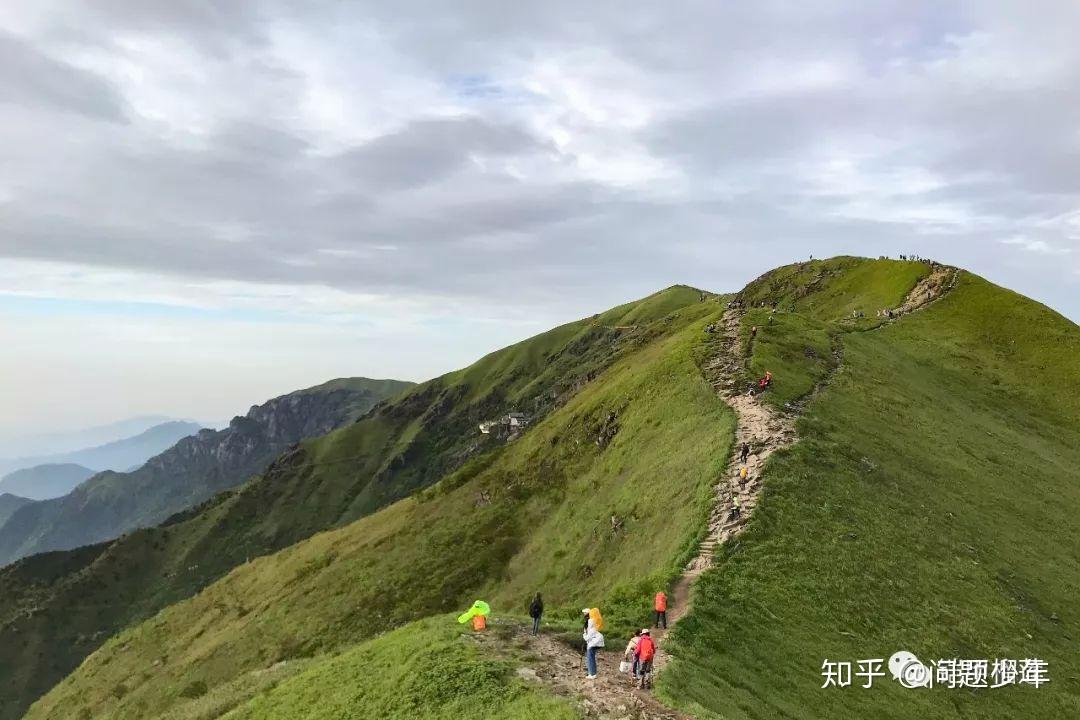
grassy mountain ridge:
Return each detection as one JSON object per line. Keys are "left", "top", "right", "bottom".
{"left": 17, "top": 259, "right": 1080, "bottom": 720}
{"left": 659, "top": 269, "right": 1080, "bottom": 719}
{"left": 0, "top": 287, "right": 708, "bottom": 720}
{"left": 26, "top": 286, "right": 730, "bottom": 720}
{"left": 209, "top": 262, "right": 1080, "bottom": 720}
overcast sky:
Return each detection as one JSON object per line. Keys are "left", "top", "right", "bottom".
{"left": 1, "top": 1, "right": 1078, "bottom": 444}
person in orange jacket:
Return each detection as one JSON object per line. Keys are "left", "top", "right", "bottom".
{"left": 654, "top": 590, "right": 668, "bottom": 629}
{"left": 634, "top": 629, "right": 657, "bottom": 689}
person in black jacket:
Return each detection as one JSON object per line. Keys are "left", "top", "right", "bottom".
{"left": 529, "top": 593, "right": 544, "bottom": 635}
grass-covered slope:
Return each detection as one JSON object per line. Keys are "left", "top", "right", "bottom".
{"left": 28, "top": 290, "right": 732, "bottom": 720}
{"left": 223, "top": 617, "right": 579, "bottom": 720}
{"left": 1, "top": 286, "right": 713, "bottom": 720}
{"left": 736, "top": 256, "right": 929, "bottom": 320}
{"left": 661, "top": 269, "right": 1080, "bottom": 718}
{"left": 21, "top": 258, "right": 1080, "bottom": 720}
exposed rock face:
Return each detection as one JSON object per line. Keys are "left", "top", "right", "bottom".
{"left": 145, "top": 388, "right": 368, "bottom": 482}
{"left": 0, "top": 379, "right": 411, "bottom": 566}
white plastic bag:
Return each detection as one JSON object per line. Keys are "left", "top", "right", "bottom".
{"left": 619, "top": 661, "right": 631, "bottom": 673}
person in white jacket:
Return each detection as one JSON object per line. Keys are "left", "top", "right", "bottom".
{"left": 583, "top": 618, "right": 605, "bottom": 679}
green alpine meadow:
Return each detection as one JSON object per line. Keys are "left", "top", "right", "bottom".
{"left": 6, "top": 257, "right": 1077, "bottom": 720}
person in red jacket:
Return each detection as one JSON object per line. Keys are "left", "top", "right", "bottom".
{"left": 634, "top": 629, "right": 657, "bottom": 689}
{"left": 654, "top": 591, "right": 668, "bottom": 629}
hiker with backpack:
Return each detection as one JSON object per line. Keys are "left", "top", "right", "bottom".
{"left": 528, "top": 592, "right": 543, "bottom": 635}
{"left": 740, "top": 442, "right": 750, "bottom": 464}
{"left": 635, "top": 629, "right": 657, "bottom": 688}
{"left": 654, "top": 590, "right": 668, "bottom": 629}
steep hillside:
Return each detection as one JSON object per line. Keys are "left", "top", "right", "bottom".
{"left": 658, "top": 267, "right": 1080, "bottom": 719}
{"left": 0, "top": 378, "right": 411, "bottom": 567}
{"left": 26, "top": 286, "right": 729, "bottom": 720}
{"left": 19, "top": 258, "right": 1080, "bottom": 720}
{"left": 0, "top": 495, "right": 32, "bottom": 529}
{"left": 0, "top": 464, "right": 95, "bottom": 502}
{"left": 0, "top": 286, "right": 710, "bottom": 720}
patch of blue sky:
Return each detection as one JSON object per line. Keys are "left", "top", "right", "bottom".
{"left": 0, "top": 294, "right": 280, "bottom": 323}
{"left": 447, "top": 73, "right": 539, "bottom": 105}
{"left": 858, "top": 1, "right": 972, "bottom": 74}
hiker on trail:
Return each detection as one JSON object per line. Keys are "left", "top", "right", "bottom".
{"left": 740, "top": 442, "right": 750, "bottom": 464}
{"left": 528, "top": 593, "right": 544, "bottom": 635}
{"left": 750, "top": 325, "right": 758, "bottom": 339}
{"left": 731, "top": 494, "right": 742, "bottom": 520}
{"left": 581, "top": 607, "right": 604, "bottom": 636}
{"left": 654, "top": 591, "right": 668, "bottom": 629}
{"left": 635, "top": 629, "right": 657, "bottom": 689}
{"left": 583, "top": 615, "right": 605, "bottom": 679}
{"left": 624, "top": 631, "right": 641, "bottom": 681}
{"left": 739, "top": 465, "right": 748, "bottom": 483}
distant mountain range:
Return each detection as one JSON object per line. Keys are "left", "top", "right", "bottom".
{"left": 0, "top": 378, "right": 412, "bottom": 567}
{"left": 0, "top": 415, "right": 180, "bottom": 460}
{"left": 0, "top": 421, "right": 203, "bottom": 492}
{"left": 0, "top": 464, "right": 95, "bottom": 501}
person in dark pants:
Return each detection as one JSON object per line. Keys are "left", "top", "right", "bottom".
{"left": 654, "top": 591, "right": 668, "bottom": 629}
{"left": 528, "top": 592, "right": 544, "bottom": 635}
{"left": 740, "top": 442, "right": 750, "bottom": 464}
{"left": 635, "top": 629, "right": 657, "bottom": 689}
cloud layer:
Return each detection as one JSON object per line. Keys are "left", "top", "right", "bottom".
{"left": 1, "top": 1, "right": 1078, "bottom": 432}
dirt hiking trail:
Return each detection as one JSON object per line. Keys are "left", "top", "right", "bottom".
{"left": 477, "top": 620, "right": 690, "bottom": 720}
{"left": 488, "top": 265, "right": 957, "bottom": 718}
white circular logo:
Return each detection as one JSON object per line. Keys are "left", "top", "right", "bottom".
{"left": 889, "top": 651, "right": 931, "bottom": 689}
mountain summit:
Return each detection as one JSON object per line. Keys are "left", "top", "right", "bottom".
{"left": 2, "top": 258, "right": 1077, "bottom": 720}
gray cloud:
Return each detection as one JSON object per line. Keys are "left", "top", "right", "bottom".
{"left": 333, "top": 116, "right": 551, "bottom": 191}
{"left": 0, "top": 0, "right": 1077, "bottom": 321}
{"left": 0, "top": 31, "right": 127, "bottom": 121}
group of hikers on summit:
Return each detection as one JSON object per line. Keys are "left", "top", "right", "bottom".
{"left": 527, "top": 590, "right": 669, "bottom": 689}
